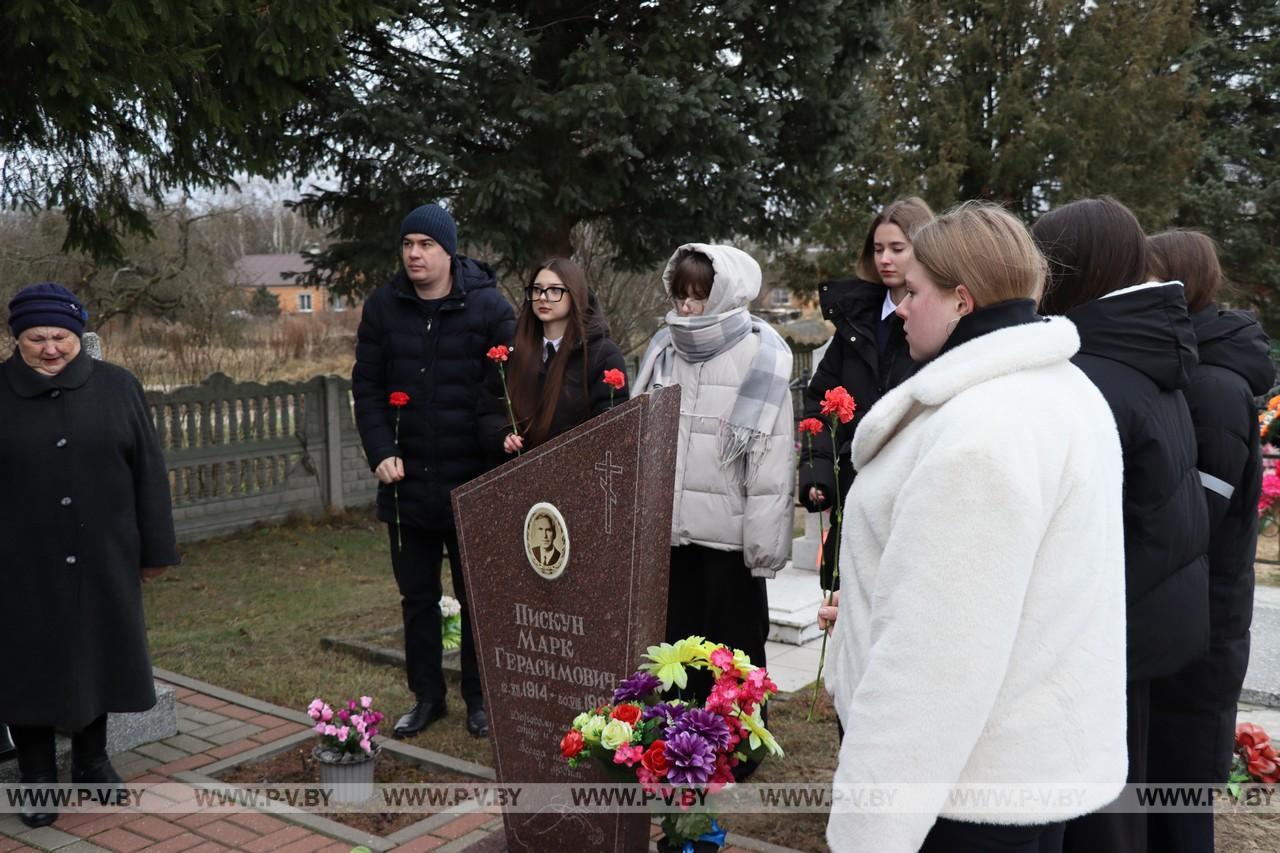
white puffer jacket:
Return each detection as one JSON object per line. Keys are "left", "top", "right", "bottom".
{"left": 826, "top": 317, "right": 1128, "bottom": 851}
{"left": 637, "top": 245, "right": 795, "bottom": 577}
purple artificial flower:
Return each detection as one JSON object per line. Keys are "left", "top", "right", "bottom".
{"left": 663, "top": 731, "right": 717, "bottom": 787}
{"left": 613, "top": 671, "right": 662, "bottom": 703}
{"left": 641, "top": 702, "right": 688, "bottom": 730}
{"left": 671, "top": 708, "right": 731, "bottom": 751}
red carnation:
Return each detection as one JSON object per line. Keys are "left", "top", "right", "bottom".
{"left": 602, "top": 368, "right": 626, "bottom": 390}
{"left": 798, "top": 417, "right": 824, "bottom": 436}
{"left": 487, "top": 345, "right": 510, "bottom": 363}
{"left": 1246, "top": 748, "right": 1278, "bottom": 783}
{"left": 1237, "top": 722, "right": 1271, "bottom": 751}
{"left": 820, "top": 386, "right": 857, "bottom": 424}
{"left": 389, "top": 391, "right": 410, "bottom": 408}
{"left": 560, "top": 730, "right": 585, "bottom": 759}
{"left": 610, "top": 703, "right": 642, "bottom": 725}
{"left": 641, "top": 740, "right": 669, "bottom": 777}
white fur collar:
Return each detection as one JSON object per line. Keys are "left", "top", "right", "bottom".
{"left": 852, "top": 316, "right": 1081, "bottom": 467}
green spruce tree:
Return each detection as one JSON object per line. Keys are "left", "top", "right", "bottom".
{"left": 1176, "top": 0, "right": 1279, "bottom": 332}
{"left": 285, "top": 0, "right": 891, "bottom": 292}
{"left": 0, "top": 0, "right": 396, "bottom": 260}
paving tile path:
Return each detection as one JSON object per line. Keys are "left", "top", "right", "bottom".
{"left": 0, "top": 670, "right": 797, "bottom": 853}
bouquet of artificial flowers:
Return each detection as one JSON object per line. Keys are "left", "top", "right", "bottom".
{"left": 1230, "top": 721, "right": 1279, "bottom": 797}
{"left": 560, "top": 636, "right": 783, "bottom": 849}
{"left": 441, "top": 595, "right": 463, "bottom": 650}
{"left": 1259, "top": 394, "right": 1280, "bottom": 448}
{"left": 307, "top": 696, "right": 385, "bottom": 759}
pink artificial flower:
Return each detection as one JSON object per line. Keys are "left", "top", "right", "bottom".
{"left": 360, "top": 738, "right": 372, "bottom": 753}
{"left": 321, "top": 707, "right": 334, "bottom": 722}
{"left": 709, "top": 647, "right": 739, "bottom": 676}
{"left": 338, "top": 709, "right": 351, "bottom": 722}
{"left": 612, "top": 744, "right": 645, "bottom": 767}
{"left": 361, "top": 696, "right": 373, "bottom": 709}
{"left": 704, "top": 690, "right": 735, "bottom": 716}
{"left": 708, "top": 753, "right": 736, "bottom": 790}
{"left": 307, "top": 699, "right": 325, "bottom": 719}
{"left": 337, "top": 726, "right": 350, "bottom": 743}
{"left": 739, "top": 668, "right": 774, "bottom": 708}
{"left": 324, "top": 725, "right": 338, "bottom": 736}
{"left": 354, "top": 717, "right": 367, "bottom": 733}
{"left": 313, "top": 722, "right": 326, "bottom": 734}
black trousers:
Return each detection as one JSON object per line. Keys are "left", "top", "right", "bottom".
{"left": 8, "top": 714, "right": 109, "bottom": 781}
{"left": 921, "top": 818, "right": 1065, "bottom": 853}
{"left": 665, "top": 545, "right": 769, "bottom": 703}
{"left": 1062, "top": 679, "right": 1150, "bottom": 853}
{"left": 388, "top": 524, "right": 482, "bottom": 710}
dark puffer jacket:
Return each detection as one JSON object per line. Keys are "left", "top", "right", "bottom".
{"left": 1149, "top": 305, "right": 1274, "bottom": 780}
{"left": 352, "top": 257, "right": 516, "bottom": 529}
{"left": 1067, "top": 283, "right": 1211, "bottom": 682}
{"left": 798, "top": 278, "right": 914, "bottom": 587}
{"left": 478, "top": 291, "right": 628, "bottom": 454}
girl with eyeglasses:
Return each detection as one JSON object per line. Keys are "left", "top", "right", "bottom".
{"left": 479, "top": 257, "right": 627, "bottom": 455}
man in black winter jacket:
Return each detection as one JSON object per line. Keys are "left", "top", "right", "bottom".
{"left": 352, "top": 203, "right": 515, "bottom": 739}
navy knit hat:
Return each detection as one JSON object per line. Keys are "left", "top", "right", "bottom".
{"left": 399, "top": 203, "right": 458, "bottom": 257}
{"left": 7, "top": 282, "right": 88, "bottom": 337}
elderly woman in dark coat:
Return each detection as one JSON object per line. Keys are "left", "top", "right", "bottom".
{"left": 0, "top": 283, "right": 178, "bottom": 827}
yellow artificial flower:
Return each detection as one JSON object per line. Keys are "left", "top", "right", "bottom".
{"left": 739, "top": 706, "right": 784, "bottom": 757}
{"left": 580, "top": 714, "right": 607, "bottom": 743}
{"left": 642, "top": 636, "right": 708, "bottom": 690}
{"left": 600, "top": 719, "right": 635, "bottom": 750}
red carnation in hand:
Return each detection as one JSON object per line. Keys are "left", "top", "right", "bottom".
{"left": 487, "top": 345, "right": 510, "bottom": 362}
{"left": 820, "top": 386, "right": 857, "bottom": 424}
{"left": 610, "top": 703, "right": 642, "bottom": 725}
{"left": 389, "top": 391, "right": 410, "bottom": 407}
{"left": 560, "top": 730, "right": 585, "bottom": 759}
{"left": 798, "top": 417, "right": 824, "bottom": 436}
{"left": 602, "top": 368, "right": 626, "bottom": 390}
{"left": 641, "top": 740, "right": 669, "bottom": 778}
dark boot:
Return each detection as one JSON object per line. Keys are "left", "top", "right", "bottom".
{"left": 9, "top": 724, "right": 58, "bottom": 828}
{"left": 0, "top": 725, "right": 15, "bottom": 762}
{"left": 71, "top": 714, "right": 121, "bottom": 784}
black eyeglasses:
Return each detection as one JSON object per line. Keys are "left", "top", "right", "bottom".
{"left": 525, "top": 285, "right": 568, "bottom": 303}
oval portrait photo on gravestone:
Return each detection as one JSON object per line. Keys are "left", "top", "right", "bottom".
{"left": 523, "top": 502, "right": 570, "bottom": 579}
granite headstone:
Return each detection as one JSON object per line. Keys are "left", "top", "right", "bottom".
{"left": 452, "top": 386, "right": 680, "bottom": 853}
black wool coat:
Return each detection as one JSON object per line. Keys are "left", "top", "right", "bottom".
{"left": 352, "top": 257, "right": 516, "bottom": 530}
{"left": 797, "top": 278, "right": 914, "bottom": 588}
{"left": 1150, "top": 305, "right": 1274, "bottom": 781}
{"left": 1067, "top": 283, "right": 1211, "bottom": 683}
{"left": 0, "top": 353, "right": 178, "bottom": 731}
{"left": 477, "top": 293, "right": 628, "bottom": 455}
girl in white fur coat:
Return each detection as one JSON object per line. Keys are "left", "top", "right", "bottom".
{"left": 822, "top": 203, "right": 1129, "bottom": 853}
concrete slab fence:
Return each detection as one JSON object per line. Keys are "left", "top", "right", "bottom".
{"left": 146, "top": 372, "right": 376, "bottom": 542}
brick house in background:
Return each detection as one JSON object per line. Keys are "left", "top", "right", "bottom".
{"left": 229, "top": 253, "right": 358, "bottom": 315}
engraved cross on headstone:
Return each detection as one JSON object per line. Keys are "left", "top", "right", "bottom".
{"left": 594, "top": 451, "right": 624, "bottom": 534}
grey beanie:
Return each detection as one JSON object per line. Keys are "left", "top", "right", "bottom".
{"left": 399, "top": 203, "right": 458, "bottom": 257}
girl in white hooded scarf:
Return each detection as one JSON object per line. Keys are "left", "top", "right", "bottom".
{"left": 633, "top": 244, "right": 795, "bottom": 709}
